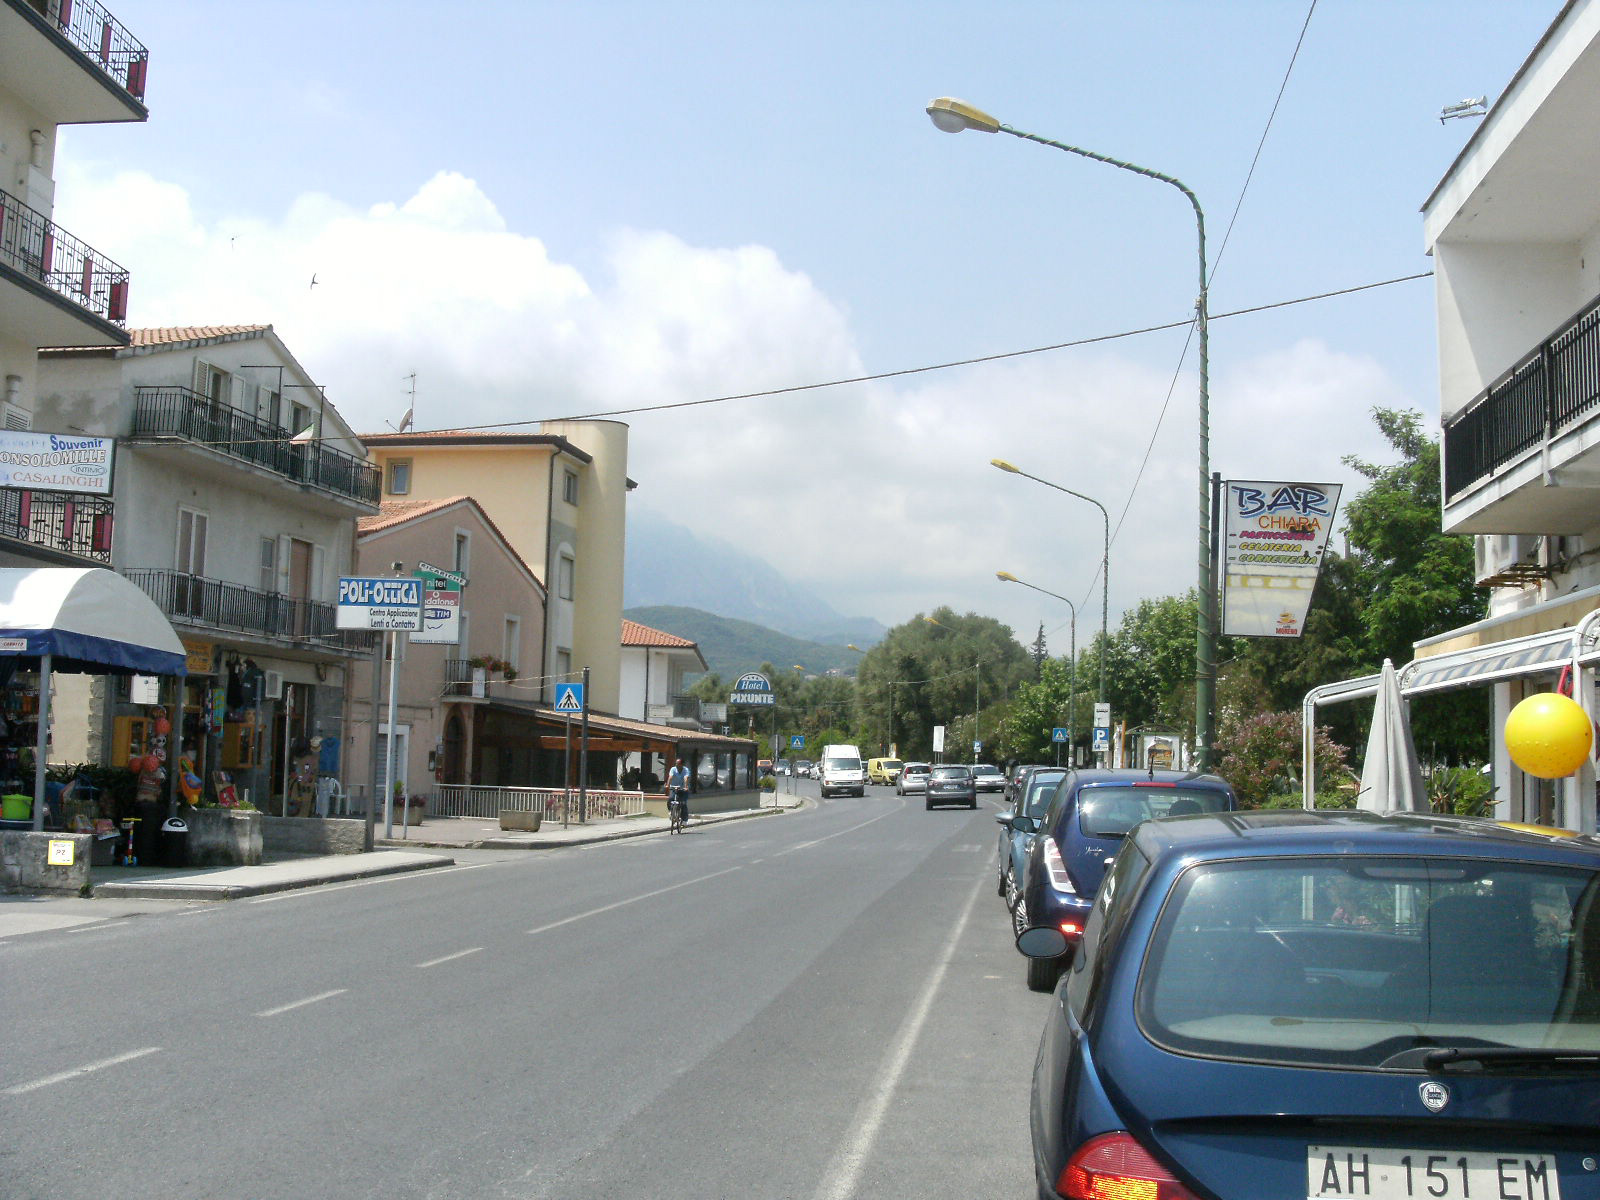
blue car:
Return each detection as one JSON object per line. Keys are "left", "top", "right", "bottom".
{"left": 1016, "top": 769, "right": 1235, "bottom": 991}
{"left": 994, "top": 767, "right": 1067, "bottom": 918}
{"left": 1020, "top": 810, "right": 1600, "bottom": 1200}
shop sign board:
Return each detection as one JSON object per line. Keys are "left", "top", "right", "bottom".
{"left": 729, "top": 671, "right": 774, "bottom": 706}
{"left": 0, "top": 430, "right": 114, "bottom": 495}
{"left": 181, "top": 638, "right": 216, "bottom": 675}
{"left": 335, "top": 577, "right": 422, "bottom": 631}
{"left": 409, "top": 562, "right": 463, "bottom": 645}
{"left": 1221, "top": 480, "right": 1342, "bottom": 638}
{"left": 932, "top": 725, "right": 945, "bottom": 753}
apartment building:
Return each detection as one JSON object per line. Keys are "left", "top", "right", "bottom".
{"left": 0, "top": 0, "right": 146, "bottom": 566}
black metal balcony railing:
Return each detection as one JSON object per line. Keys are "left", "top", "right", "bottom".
{"left": 37, "top": 0, "right": 150, "bottom": 101}
{"left": 1444, "top": 293, "right": 1600, "bottom": 502}
{"left": 0, "top": 186, "right": 128, "bottom": 325}
{"left": 133, "top": 386, "right": 381, "bottom": 505}
{"left": 124, "top": 567, "right": 376, "bottom": 653}
{"left": 0, "top": 489, "right": 112, "bottom": 562}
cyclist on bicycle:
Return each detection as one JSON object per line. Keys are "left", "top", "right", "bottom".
{"left": 667, "top": 758, "right": 692, "bottom": 828}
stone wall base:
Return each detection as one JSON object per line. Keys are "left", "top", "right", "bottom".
{"left": 262, "top": 815, "right": 366, "bottom": 856}
{"left": 1, "top": 831, "right": 91, "bottom": 894}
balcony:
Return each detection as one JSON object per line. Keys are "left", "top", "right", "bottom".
{"left": 0, "top": 0, "right": 149, "bottom": 122}
{"left": 1442, "top": 292, "right": 1600, "bottom": 536}
{"left": 646, "top": 694, "right": 703, "bottom": 727}
{"left": 132, "top": 386, "right": 381, "bottom": 507}
{"left": 0, "top": 490, "right": 112, "bottom": 563}
{"left": 0, "top": 187, "right": 129, "bottom": 346}
{"left": 124, "top": 568, "right": 375, "bottom": 654}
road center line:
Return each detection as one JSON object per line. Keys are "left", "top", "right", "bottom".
{"left": 811, "top": 866, "right": 987, "bottom": 1200}
{"left": 527, "top": 865, "right": 743, "bottom": 936}
{"left": 416, "top": 946, "right": 483, "bottom": 969}
{"left": 4, "top": 1046, "right": 162, "bottom": 1096}
{"left": 770, "top": 799, "right": 906, "bottom": 859}
{"left": 255, "top": 988, "right": 347, "bottom": 1017}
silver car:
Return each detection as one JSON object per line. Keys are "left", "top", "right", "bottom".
{"left": 896, "top": 762, "right": 931, "bottom": 795}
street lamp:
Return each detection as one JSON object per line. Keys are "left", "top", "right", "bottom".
{"left": 991, "top": 459, "right": 1108, "bottom": 712}
{"left": 930, "top": 96, "right": 1215, "bottom": 769}
{"left": 924, "top": 615, "right": 980, "bottom": 764}
{"left": 997, "top": 571, "right": 1076, "bottom": 766}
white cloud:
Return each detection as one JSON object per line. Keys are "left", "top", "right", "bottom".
{"left": 52, "top": 165, "right": 1418, "bottom": 644}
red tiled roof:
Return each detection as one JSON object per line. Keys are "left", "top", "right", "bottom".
{"left": 621, "top": 619, "right": 697, "bottom": 649}
{"left": 357, "top": 496, "right": 469, "bottom": 534}
{"left": 127, "top": 325, "right": 270, "bottom": 346}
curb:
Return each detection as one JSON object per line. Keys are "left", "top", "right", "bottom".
{"left": 376, "top": 801, "right": 794, "bottom": 851}
{"left": 90, "top": 853, "right": 455, "bottom": 901}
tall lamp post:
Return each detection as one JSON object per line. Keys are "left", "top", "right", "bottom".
{"left": 990, "top": 460, "right": 1107, "bottom": 713}
{"left": 997, "top": 571, "right": 1075, "bottom": 766}
{"left": 930, "top": 96, "right": 1215, "bottom": 768}
{"left": 924, "top": 616, "right": 980, "bottom": 763}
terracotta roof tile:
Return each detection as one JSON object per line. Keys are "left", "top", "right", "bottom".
{"left": 357, "top": 496, "right": 471, "bottom": 534}
{"left": 621, "top": 619, "right": 697, "bottom": 649}
{"left": 127, "top": 325, "right": 271, "bottom": 346}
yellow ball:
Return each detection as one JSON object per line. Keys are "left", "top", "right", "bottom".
{"left": 1505, "top": 692, "right": 1594, "bottom": 779}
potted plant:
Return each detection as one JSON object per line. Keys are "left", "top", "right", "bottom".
{"left": 392, "top": 786, "right": 425, "bottom": 826}
{"left": 467, "top": 655, "right": 518, "bottom": 682}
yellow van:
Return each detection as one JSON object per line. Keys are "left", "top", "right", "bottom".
{"left": 867, "top": 757, "right": 904, "bottom": 786}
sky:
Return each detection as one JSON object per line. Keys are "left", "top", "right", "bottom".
{"left": 54, "top": 0, "right": 1559, "bottom": 650}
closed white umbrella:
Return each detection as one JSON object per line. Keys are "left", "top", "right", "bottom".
{"left": 1355, "top": 658, "right": 1427, "bottom": 813}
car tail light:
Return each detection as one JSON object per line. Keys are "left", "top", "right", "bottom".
{"left": 1058, "top": 1132, "right": 1201, "bottom": 1200}
{"left": 1042, "top": 839, "right": 1076, "bottom": 894}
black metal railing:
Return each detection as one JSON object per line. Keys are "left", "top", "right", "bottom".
{"left": 0, "top": 186, "right": 129, "bottom": 326}
{"left": 0, "top": 489, "right": 112, "bottom": 562}
{"left": 123, "top": 567, "right": 375, "bottom": 652}
{"left": 132, "top": 386, "right": 381, "bottom": 505}
{"left": 1444, "top": 293, "right": 1600, "bottom": 502}
{"left": 32, "top": 0, "right": 149, "bottom": 101}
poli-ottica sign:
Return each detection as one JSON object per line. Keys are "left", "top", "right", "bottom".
{"left": 1221, "top": 481, "right": 1342, "bottom": 639}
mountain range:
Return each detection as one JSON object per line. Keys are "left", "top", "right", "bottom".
{"left": 623, "top": 605, "right": 866, "bottom": 680}
{"left": 623, "top": 510, "right": 886, "bottom": 647}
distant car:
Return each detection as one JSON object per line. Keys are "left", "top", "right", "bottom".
{"left": 776, "top": 758, "right": 791, "bottom": 776}
{"left": 994, "top": 767, "right": 1067, "bottom": 915}
{"left": 971, "top": 763, "right": 1005, "bottom": 793}
{"left": 757, "top": 759, "right": 774, "bottom": 777}
{"left": 925, "top": 764, "right": 977, "bottom": 810}
{"left": 795, "top": 759, "right": 815, "bottom": 779}
{"left": 896, "top": 763, "right": 931, "bottom": 795}
{"left": 1021, "top": 810, "right": 1600, "bottom": 1200}
{"left": 1017, "top": 768, "right": 1237, "bottom": 991}
{"left": 867, "top": 757, "right": 904, "bottom": 786}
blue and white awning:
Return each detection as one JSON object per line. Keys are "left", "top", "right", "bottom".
{"left": 0, "top": 567, "right": 185, "bottom": 676}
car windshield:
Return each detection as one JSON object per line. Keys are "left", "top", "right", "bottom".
{"left": 881, "top": 760, "right": 903, "bottom": 771}
{"left": 931, "top": 766, "right": 970, "bottom": 780}
{"left": 823, "top": 757, "right": 859, "bottom": 771}
{"left": 1139, "top": 856, "right": 1600, "bottom": 1068}
{"left": 1023, "top": 773, "right": 1066, "bottom": 817}
{"left": 1078, "top": 786, "right": 1228, "bottom": 837}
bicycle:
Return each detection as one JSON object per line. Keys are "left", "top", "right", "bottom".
{"left": 668, "top": 788, "right": 688, "bottom": 834}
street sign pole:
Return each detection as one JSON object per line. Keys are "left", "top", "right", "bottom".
{"left": 383, "top": 628, "right": 400, "bottom": 839}
{"left": 579, "top": 666, "right": 590, "bottom": 823}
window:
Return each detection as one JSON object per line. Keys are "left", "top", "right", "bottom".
{"left": 558, "top": 555, "right": 575, "bottom": 601}
{"left": 259, "top": 537, "right": 277, "bottom": 593}
{"left": 556, "top": 649, "right": 571, "bottom": 679}
{"left": 454, "top": 532, "right": 470, "bottom": 575}
{"left": 563, "top": 469, "right": 579, "bottom": 506}
{"left": 176, "top": 507, "right": 207, "bottom": 576}
{"left": 503, "top": 616, "right": 521, "bottom": 670}
{"left": 387, "top": 459, "right": 412, "bottom": 496}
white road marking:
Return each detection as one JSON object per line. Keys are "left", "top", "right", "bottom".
{"left": 4, "top": 1046, "right": 162, "bottom": 1095}
{"left": 527, "top": 865, "right": 744, "bottom": 936}
{"left": 811, "top": 866, "right": 987, "bottom": 1200}
{"left": 255, "top": 989, "right": 347, "bottom": 1017}
{"left": 66, "top": 920, "right": 129, "bottom": 931}
{"left": 770, "top": 801, "right": 906, "bottom": 859}
{"left": 246, "top": 861, "right": 496, "bottom": 904}
{"left": 416, "top": 946, "right": 483, "bottom": 969}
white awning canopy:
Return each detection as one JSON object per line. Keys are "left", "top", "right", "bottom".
{"left": 0, "top": 567, "right": 185, "bottom": 676}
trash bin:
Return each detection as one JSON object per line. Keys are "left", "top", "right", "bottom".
{"left": 159, "top": 816, "right": 189, "bottom": 867}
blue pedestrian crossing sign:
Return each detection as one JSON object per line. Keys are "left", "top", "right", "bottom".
{"left": 1051, "top": 727, "right": 1069, "bottom": 743}
{"left": 790, "top": 735, "right": 805, "bottom": 749}
{"left": 554, "top": 682, "right": 585, "bottom": 713}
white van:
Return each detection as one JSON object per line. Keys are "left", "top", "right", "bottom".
{"left": 818, "top": 744, "right": 866, "bottom": 798}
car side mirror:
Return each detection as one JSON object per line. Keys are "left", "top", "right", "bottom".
{"left": 995, "top": 812, "right": 1014, "bottom": 827}
{"left": 1017, "top": 926, "right": 1070, "bottom": 959}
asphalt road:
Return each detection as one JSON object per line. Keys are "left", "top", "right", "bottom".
{"left": 1, "top": 780, "right": 1052, "bottom": 1199}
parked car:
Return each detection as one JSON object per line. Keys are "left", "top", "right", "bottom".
{"left": 896, "top": 763, "right": 932, "bottom": 795}
{"left": 994, "top": 767, "right": 1067, "bottom": 913}
{"left": 971, "top": 763, "right": 1006, "bottom": 793}
{"left": 1019, "top": 810, "right": 1600, "bottom": 1200}
{"left": 776, "top": 758, "right": 792, "bottom": 776}
{"left": 924, "top": 764, "right": 976, "bottom": 810}
{"left": 1007, "top": 763, "right": 1048, "bottom": 803}
{"left": 867, "top": 757, "right": 904, "bottom": 786}
{"left": 1016, "top": 768, "right": 1236, "bottom": 991}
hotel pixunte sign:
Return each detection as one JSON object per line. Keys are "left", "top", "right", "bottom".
{"left": 1221, "top": 481, "right": 1342, "bottom": 639}
{"left": 729, "top": 672, "right": 775, "bottom": 706}
{"left": 336, "top": 576, "right": 423, "bottom": 631}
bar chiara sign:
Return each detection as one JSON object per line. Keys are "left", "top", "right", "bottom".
{"left": 1221, "top": 480, "right": 1341, "bottom": 639}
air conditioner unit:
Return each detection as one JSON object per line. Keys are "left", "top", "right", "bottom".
{"left": 1474, "top": 534, "right": 1547, "bottom": 587}
{"left": 264, "top": 670, "right": 285, "bottom": 700}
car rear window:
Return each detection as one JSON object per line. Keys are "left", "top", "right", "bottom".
{"left": 1023, "top": 774, "right": 1065, "bottom": 816}
{"left": 1138, "top": 856, "right": 1600, "bottom": 1068}
{"left": 931, "top": 766, "right": 970, "bottom": 780}
{"left": 1078, "top": 786, "right": 1229, "bottom": 838}
{"left": 904, "top": 764, "right": 930, "bottom": 775}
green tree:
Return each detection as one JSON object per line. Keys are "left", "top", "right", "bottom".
{"left": 998, "top": 656, "right": 1080, "bottom": 763}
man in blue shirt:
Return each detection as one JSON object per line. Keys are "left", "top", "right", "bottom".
{"left": 667, "top": 758, "right": 692, "bottom": 826}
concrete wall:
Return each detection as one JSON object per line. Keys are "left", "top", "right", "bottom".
{"left": 185, "top": 808, "right": 262, "bottom": 866}
{"left": 1, "top": 831, "right": 89, "bottom": 894}
{"left": 261, "top": 814, "right": 365, "bottom": 856}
